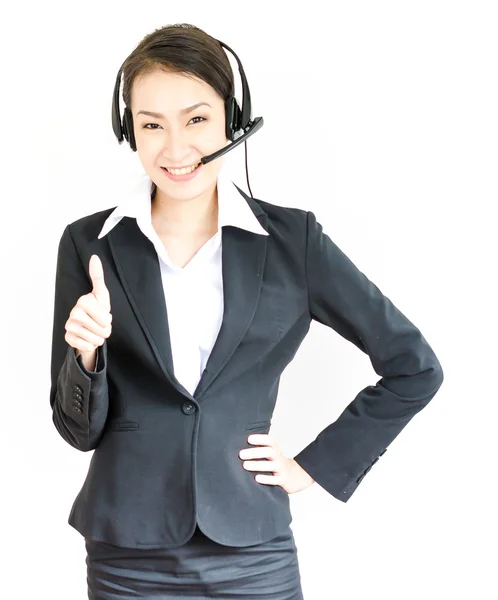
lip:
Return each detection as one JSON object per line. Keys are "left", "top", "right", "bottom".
{"left": 161, "top": 162, "right": 203, "bottom": 182}
{"left": 164, "top": 162, "right": 200, "bottom": 169}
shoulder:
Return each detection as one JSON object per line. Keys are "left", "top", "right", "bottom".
{"left": 65, "top": 206, "right": 116, "bottom": 242}
{"left": 234, "top": 184, "right": 309, "bottom": 236}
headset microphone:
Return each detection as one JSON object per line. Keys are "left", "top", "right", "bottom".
{"left": 112, "top": 38, "right": 263, "bottom": 197}
{"left": 198, "top": 116, "right": 263, "bottom": 165}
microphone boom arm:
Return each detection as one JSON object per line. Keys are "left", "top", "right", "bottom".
{"left": 199, "top": 117, "right": 264, "bottom": 165}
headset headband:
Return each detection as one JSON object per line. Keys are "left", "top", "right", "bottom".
{"left": 111, "top": 37, "right": 257, "bottom": 149}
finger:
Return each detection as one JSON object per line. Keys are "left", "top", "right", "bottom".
{"left": 247, "top": 434, "right": 272, "bottom": 445}
{"left": 243, "top": 460, "right": 276, "bottom": 472}
{"left": 72, "top": 300, "right": 112, "bottom": 336}
{"left": 253, "top": 474, "right": 281, "bottom": 485}
{"left": 65, "top": 321, "right": 107, "bottom": 348}
{"left": 65, "top": 331, "right": 102, "bottom": 353}
{"left": 89, "top": 254, "right": 111, "bottom": 313}
{"left": 240, "top": 446, "right": 275, "bottom": 459}
{"left": 70, "top": 305, "right": 112, "bottom": 338}
{"left": 77, "top": 294, "right": 112, "bottom": 328}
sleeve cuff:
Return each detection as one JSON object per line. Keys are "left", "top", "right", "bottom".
{"left": 75, "top": 347, "right": 105, "bottom": 376}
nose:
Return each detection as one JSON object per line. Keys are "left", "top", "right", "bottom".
{"left": 161, "top": 126, "right": 192, "bottom": 162}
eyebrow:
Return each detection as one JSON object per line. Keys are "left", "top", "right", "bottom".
{"left": 136, "top": 102, "right": 212, "bottom": 118}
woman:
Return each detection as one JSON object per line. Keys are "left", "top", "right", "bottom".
{"left": 50, "top": 23, "right": 444, "bottom": 599}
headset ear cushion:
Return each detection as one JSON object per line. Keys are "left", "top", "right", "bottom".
{"left": 224, "top": 97, "right": 234, "bottom": 140}
{"left": 123, "top": 107, "right": 137, "bottom": 151}
{"left": 232, "top": 100, "right": 242, "bottom": 135}
{"left": 122, "top": 107, "right": 130, "bottom": 141}
{"left": 225, "top": 96, "right": 243, "bottom": 141}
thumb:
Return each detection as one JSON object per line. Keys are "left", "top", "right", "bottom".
{"left": 89, "top": 254, "right": 111, "bottom": 313}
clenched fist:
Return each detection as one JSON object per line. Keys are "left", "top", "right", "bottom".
{"left": 64, "top": 254, "right": 112, "bottom": 370}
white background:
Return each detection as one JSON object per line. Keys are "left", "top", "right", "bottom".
{"left": 1, "top": 1, "right": 497, "bottom": 598}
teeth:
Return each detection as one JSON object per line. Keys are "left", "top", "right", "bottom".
{"left": 165, "top": 162, "right": 200, "bottom": 175}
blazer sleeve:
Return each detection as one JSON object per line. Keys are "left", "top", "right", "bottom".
{"left": 49, "top": 224, "right": 109, "bottom": 452}
{"left": 292, "top": 211, "right": 444, "bottom": 502}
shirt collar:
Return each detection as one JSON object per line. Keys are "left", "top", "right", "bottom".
{"left": 97, "top": 164, "right": 269, "bottom": 240}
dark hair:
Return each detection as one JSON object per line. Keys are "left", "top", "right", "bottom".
{"left": 121, "top": 23, "right": 235, "bottom": 112}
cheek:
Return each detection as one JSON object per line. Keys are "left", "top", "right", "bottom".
{"left": 203, "top": 119, "right": 229, "bottom": 144}
{"left": 136, "top": 134, "right": 163, "bottom": 156}
{"left": 197, "top": 161, "right": 221, "bottom": 183}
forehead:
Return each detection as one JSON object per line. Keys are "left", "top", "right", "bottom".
{"left": 131, "top": 69, "right": 218, "bottom": 114}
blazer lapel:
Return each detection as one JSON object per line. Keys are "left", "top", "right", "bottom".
{"left": 107, "top": 218, "right": 179, "bottom": 389}
{"left": 194, "top": 220, "right": 268, "bottom": 399}
{"left": 106, "top": 198, "right": 268, "bottom": 402}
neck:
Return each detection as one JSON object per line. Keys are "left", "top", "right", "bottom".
{"left": 151, "top": 182, "right": 219, "bottom": 236}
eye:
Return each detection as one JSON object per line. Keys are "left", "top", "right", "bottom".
{"left": 142, "top": 116, "right": 207, "bottom": 130}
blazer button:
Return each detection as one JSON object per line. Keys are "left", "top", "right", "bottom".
{"left": 182, "top": 401, "right": 196, "bottom": 415}
{"left": 73, "top": 392, "right": 83, "bottom": 401}
{"left": 74, "top": 400, "right": 82, "bottom": 408}
{"left": 73, "top": 406, "right": 82, "bottom": 413}
{"left": 74, "top": 385, "right": 83, "bottom": 394}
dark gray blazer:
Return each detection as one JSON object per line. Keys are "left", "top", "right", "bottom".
{"left": 50, "top": 184, "right": 444, "bottom": 549}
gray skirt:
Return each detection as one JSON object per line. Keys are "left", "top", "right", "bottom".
{"left": 85, "top": 523, "right": 304, "bottom": 599}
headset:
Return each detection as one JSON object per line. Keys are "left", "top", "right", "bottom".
{"left": 111, "top": 38, "right": 263, "bottom": 198}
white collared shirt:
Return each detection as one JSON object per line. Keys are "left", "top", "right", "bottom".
{"left": 97, "top": 165, "right": 268, "bottom": 395}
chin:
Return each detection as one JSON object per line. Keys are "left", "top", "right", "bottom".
{"left": 155, "top": 175, "right": 216, "bottom": 201}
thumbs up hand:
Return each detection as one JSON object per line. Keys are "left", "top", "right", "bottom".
{"left": 64, "top": 255, "right": 113, "bottom": 363}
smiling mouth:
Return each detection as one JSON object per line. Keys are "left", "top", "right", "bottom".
{"left": 162, "top": 161, "right": 202, "bottom": 174}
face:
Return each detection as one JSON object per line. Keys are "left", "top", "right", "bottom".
{"left": 131, "top": 68, "right": 230, "bottom": 204}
